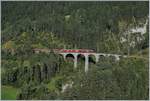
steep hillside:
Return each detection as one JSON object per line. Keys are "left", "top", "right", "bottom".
{"left": 1, "top": 1, "right": 149, "bottom": 100}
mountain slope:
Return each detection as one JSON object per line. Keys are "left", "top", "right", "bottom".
{"left": 1, "top": 1, "right": 149, "bottom": 100}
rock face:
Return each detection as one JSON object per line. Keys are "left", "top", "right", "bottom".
{"left": 120, "top": 17, "right": 149, "bottom": 47}
{"left": 61, "top": 81, "right": 74, "bottom": 93}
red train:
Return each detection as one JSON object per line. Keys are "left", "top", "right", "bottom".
{"left": 59, "top": 49, "right": 95, "bottom": 53}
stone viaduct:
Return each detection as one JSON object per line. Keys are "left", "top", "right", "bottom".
{"left": 33, "top": 48, "right": 127, "bottom": 73}
{"left": 59, "top": 52, "right": 126, "bottom": 72}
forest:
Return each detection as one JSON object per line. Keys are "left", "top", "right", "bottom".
{"left": 1, "top": 1, "right": 149, "bottom": 100}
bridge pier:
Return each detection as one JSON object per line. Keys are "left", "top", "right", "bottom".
{"left": 72, "top": 53, "right": 78, "bottom": 69}
{"left": 84, "top": 53, "right": 89, "bottom": 73}
{"left": 95, "top": 54, "right": 99, "bottom": 63}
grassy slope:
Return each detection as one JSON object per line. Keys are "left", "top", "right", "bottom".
{"left": 1, "top": 85, "right": 19, "bottom": 100}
